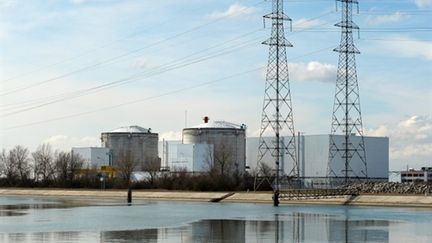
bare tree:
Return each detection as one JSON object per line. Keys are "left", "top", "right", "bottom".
{"left": 214, "top": 142, "right": 233, "bottom": 177}
{"left": 69, "top": 152, "right": 84, "bottom": 181}
{"left": 117, "top": 151, "right": 137, "bottom": 184}
{"left": 54, "top": 151, "right": 84, "bottom": 183}
{"left": 142, "top": 157, "right": 161, "bottom": 185}
{"left": 55, "top": 151, "right": 70, "bottom": 182}
{"left": 0, "top": 149, "right": 16, "bottom": 181}
{"left": 32, "top": 144, "right": 55, "bottom": 182}
{"left": 8, "top": 145, "right": 31, "bottom": 181}
{"left": 259, "top": 162, "right": 273, "bottom": 178}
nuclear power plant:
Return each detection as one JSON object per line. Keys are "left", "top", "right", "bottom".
{"left": 100, "top": 125, "right": 159, "bottom": 170}
{"left": 70, "top": 0, "right": 390, "bottom": 197}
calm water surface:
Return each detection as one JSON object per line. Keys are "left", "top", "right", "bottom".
{"left": 1, "top": 196, "right": 431, "bottom": 242}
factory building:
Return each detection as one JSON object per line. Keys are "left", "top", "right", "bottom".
{"left": 160, "top": 141, "right": 214, "bottom": 172}
{"left": 101, "top": 125, "right": 160, "bottom": 170}
{"left": 158, "top": 117, "right": 246, "bottom": 174}
{"left": 401, "top": 167, "right": 432, "bottom": 182}
{"left": 247, "top": 134, "right": 389, "bottom": 183}
{"left": 71, "top": 147, "right": 111, "bottom": 168}
{"left": 182, "top": 117, "right": 247, "bottom": 175}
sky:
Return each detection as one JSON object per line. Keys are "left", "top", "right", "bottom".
{"left": 0, "top": 0, "right": 431, "bottom": 171}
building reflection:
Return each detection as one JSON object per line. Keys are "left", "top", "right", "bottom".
{"left": 100, "top": 228, "right": 158, "bottom": 242}
{"left": 0, "top": 211, "right": 390, "bottom": 242}
{"left": 96, "top": 212, "right": 389, "bottom": 243}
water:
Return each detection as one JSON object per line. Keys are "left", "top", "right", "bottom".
{"left": 1, "top": 196, "right": 432, "bottom": 242}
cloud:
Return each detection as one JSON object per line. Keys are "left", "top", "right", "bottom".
{"left": 0, "top": 0, "right": 17, "bottom": 9}
{"left": 366, "top": 115, "right": 432, "bottom": 169}
{"left": 367, "top": 115, "right": 432, "bottom": 143}
{"left": 367, "top": 12, "right": 408, "bottom": 25}
{"left": 209, "top": 3, "right": 256, "bottom": 19}
{"left": 293, "top": 18, "right": 323, "bottom": 29}
{"left": 43, "top": 135, "right": 100, "bottom": 151}
{"left": 379, "top": 37, "right": 432, "bottom": 60}
{"left": 391, "top": 143, "right": 432, "bottom": 160}
{"left": 71, "top": 0, "right": 87, "bottom": 4}
{"left": 289, "top": 61, "right": 337, "bottom": 83}
{"left": 415, "top": 0, "right": 432, "bottom": 8}
{"left": 132, "top": 58, "right": 154, "bottom": 69}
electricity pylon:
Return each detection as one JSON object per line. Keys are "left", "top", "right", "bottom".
{"left": 328, "top": 0, "right": 367, "bottom": 184}
{"left": 257, "top": 0, "right": 298, "bottom": 206}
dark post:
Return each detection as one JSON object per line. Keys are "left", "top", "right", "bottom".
{"left": 273, "top": 190, "right": 280, "bottom": 206}
{"left": 127, "top": 187, "right": 132, "bottom": 204}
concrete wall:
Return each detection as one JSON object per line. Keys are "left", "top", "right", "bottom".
{"left": 182, "top": 128, "right": 246, "bottom": 175}
{"left": 246, "top": 135, "right": 389, "bottom": 179}
{"left": 71, "top": 147, "right": 111, "bottom": 168}
{"left": 101, "top": 132, "right": 159, "bottom": 170}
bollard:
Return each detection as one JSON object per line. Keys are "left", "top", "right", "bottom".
{"left": 273, "top": 191, "right": 280, "bottom": 207}
{"left": 127, "top": 187, "right": 132, "bottom": 204}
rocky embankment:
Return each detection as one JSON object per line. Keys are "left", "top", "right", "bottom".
{"left": 339, "top": 182, "right": 432, "bottom": 194}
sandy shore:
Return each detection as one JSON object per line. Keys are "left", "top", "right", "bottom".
{"left": 1, "top": 188, "right": 432, "bottom": 208}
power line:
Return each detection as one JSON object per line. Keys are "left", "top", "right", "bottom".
{"left": 0, "top": 35, "right": 266, "bottom": 117}
{"left": 0, "top": 31, "right": 266, "bottom": 115}
{"left": 1, "top": 11, "right": 337, "bottom": 116}
{"left": 360, "top": 38, "right": 432, "bottom": 42}
{"left": 0, "top": 29, "right": 265, "bottom": 110}
{"left": 0, "top": 1, "right": 267, "bottom": 96}
{"left": 1, "top": 68, "right": 263, "bottom": 131}
{"left": 0, "top": 1, "right": 266, "bottom": 84}
{"left": 1, "top": 46, "right": 333, "bottom": 131}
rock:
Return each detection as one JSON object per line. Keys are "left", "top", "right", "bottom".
{"left": 337, "top": 182, "right": 432, "bottom": 194}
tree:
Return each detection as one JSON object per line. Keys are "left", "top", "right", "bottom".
{"left": 117, "top": 150, "right": 137, "bottom": 185}
{"left": 259, "top": 162, "right": 273, "bottom": 178}
{"left": 8, "top": 145, "right": 31, "bottom": 181}
{"left": 54, "top": 151, "right": 84, "bottom": 184}
{"left": 69, "top": 152, "right": 84, "bottom": 181}
{"left": 142, "top": 157, "right": 161, "bottom": 185}
{"left": 32, "top": 144, "right": 55, "bottom": 182}
{"left": 0, "top": 149, "right": 16, "bottom": 183}
{"left": 213, "top": 142, "right": 233, "bottom": 177}
{"left": 55, "top": 151, "right": 70, "bottom": 183}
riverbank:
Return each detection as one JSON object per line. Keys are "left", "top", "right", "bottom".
{"left": 1, "top": 188, "right": 432, "bottom": 208}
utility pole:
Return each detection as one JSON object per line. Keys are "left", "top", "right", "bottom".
{"left": 258, "top": 0, "right": 297, "bottom": 206}
{"left": 328, "top": 0, "right": 367, "bottom": 185}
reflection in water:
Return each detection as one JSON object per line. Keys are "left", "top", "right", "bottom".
{"left": 1, "top": 196, "right": 428, "bottom": 243}
{"left": 0, "top": 213, "right": 392, "bottom": 242}
{"left": 94, "top": 213, "right": 389, "bottom": 243}
{"left": 0, "top": 210, "right": 26, "bottom": 217}
{"left": 101, "top": 229, "right": 158, "bottom": 242}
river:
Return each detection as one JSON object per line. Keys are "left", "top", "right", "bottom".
{"left": 1, "top": 196, "right": 431, "bottom": 242}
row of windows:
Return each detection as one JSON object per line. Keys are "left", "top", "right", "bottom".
{"left": 401, "top": 173, "right": 425, "bottom": 177}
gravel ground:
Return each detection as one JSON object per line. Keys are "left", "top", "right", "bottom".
{"left": 338, "top": 182, "right": 432, "bottom": 194}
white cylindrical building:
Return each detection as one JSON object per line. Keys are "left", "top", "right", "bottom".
{"left": 182, "top": 117, "right": 246, "bottom": 176}
{"left": 101, "top": 125, "right": 159, "bottom": 170}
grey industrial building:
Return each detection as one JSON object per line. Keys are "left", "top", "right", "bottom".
{"left": 160, "top": 133, "right": 389, "bottom": 183}
{"left": 101, "top": 125, "right": 160, "bottom": 170}
{"left": 71, "top": 147, "right": 111, "bottom": 168}
{"left": 247, "top": 134, "right": 389, "bottom": 183}
{"left": 182, "top": 118, "right": 247, "bottom": 175}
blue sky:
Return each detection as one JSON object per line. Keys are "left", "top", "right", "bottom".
{"left": 0, "top": 0, "right": 431, "bottom": 171}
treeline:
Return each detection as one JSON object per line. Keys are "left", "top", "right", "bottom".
{"left": 0, "top": 144, "right": 265, "bottom": 191}
{"left": 0, "top": 144, "right": 90, "bottom": 187}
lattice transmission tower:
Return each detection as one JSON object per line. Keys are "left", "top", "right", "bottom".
{"left": 328, "top": 0, "right": 367, "bottom": 183}
{"left": 257, "top": 0, "right": 298, "bottom": 206}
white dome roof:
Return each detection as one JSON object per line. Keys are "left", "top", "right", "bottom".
{"left": 190, "top": 120, "right": 246, "bottom": 129}
{"left": 108, "top": 125, "right": 151, "bottom": 133}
